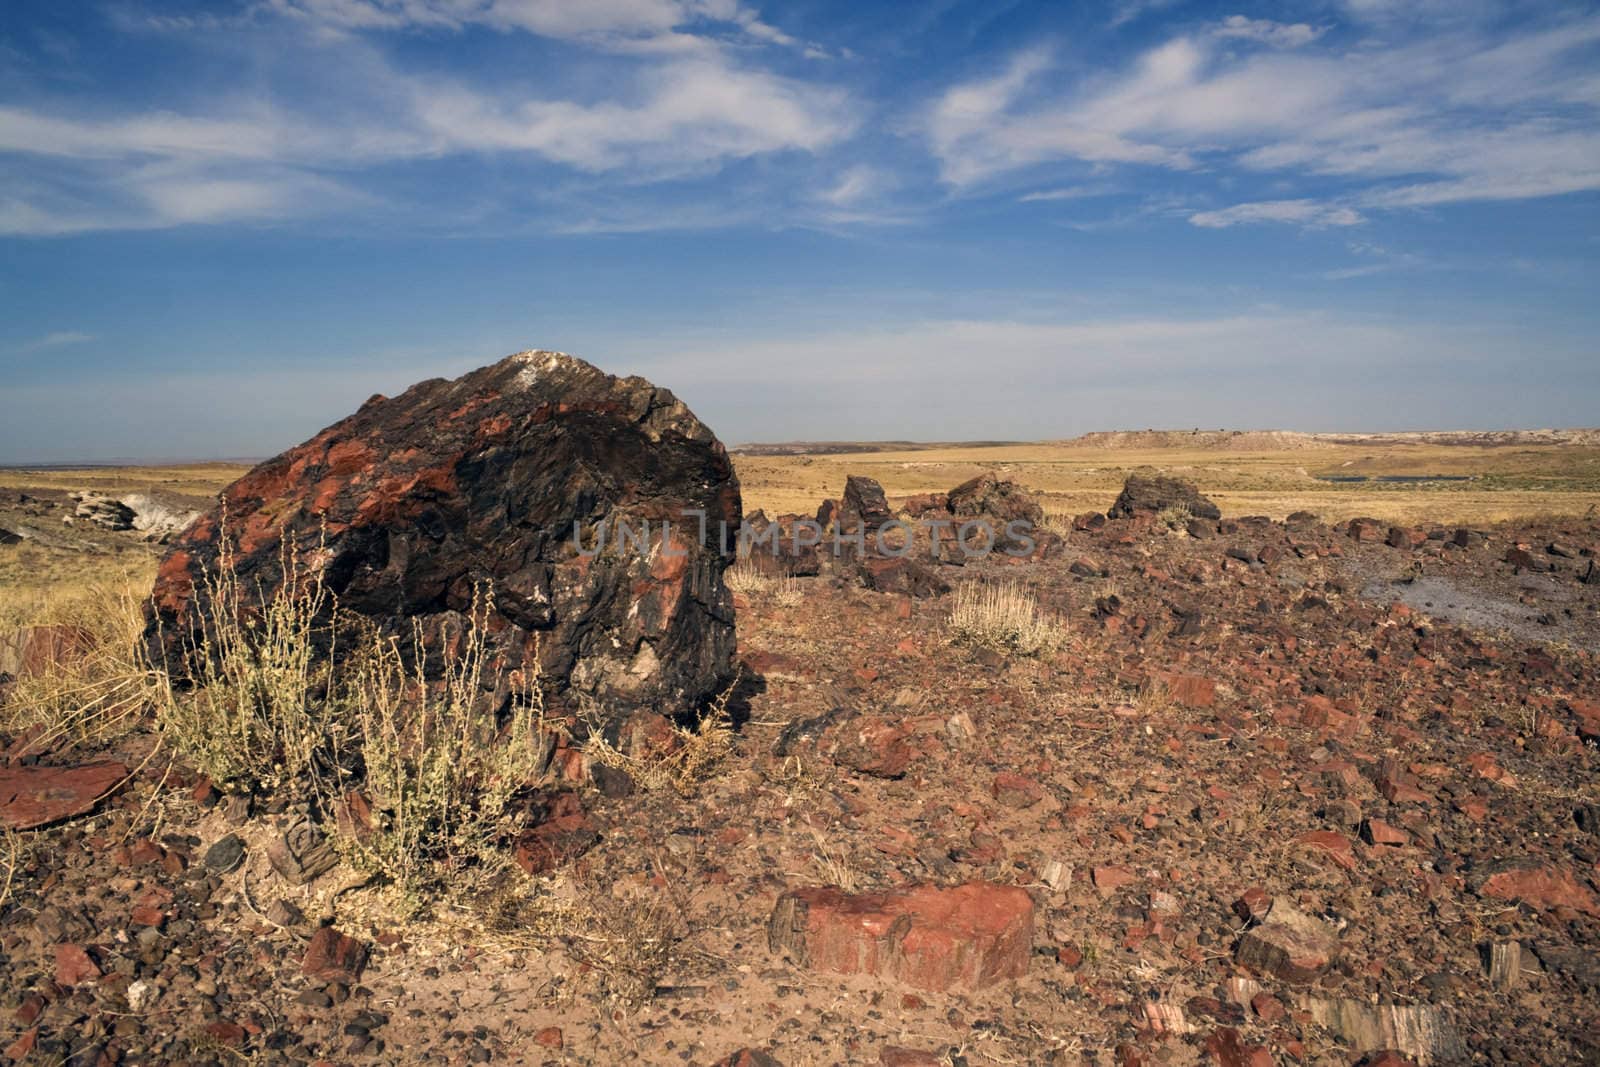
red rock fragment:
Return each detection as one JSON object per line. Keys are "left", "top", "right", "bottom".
{"left": 1093, "top": 866, "right": 1138, "bottom": 895}
{"left": 880, "top": 1049, "right": 943, "bottom": 1067}
{"left": 1232, "top": 887, "right": 1272, "bottom": 924}
{"left": 1161, "top": 672, "right": 1216, "bottom": 708}
{"left": 533, "top": 1027, "right": 563, "bottom": 1049}
{"left": 1235, "top": 904, "right": 1339, "bottom": 983}
{"left": 514, "top": 792, "right": 599, "bottom": 876}
{"left": 0, "top": 762, "right": 126, "bottom": 830}
{"left": 3, "top": 1028, "right": 37, "bottom": 1061}
{"left": 707, "top": 1048, "right": 783, "bottom": 1067}
{"left": 54, "top": 944, "right": 101, "bottom": 986}
{"left": 1361, "top": 819, "right": 1409, "bottom": 847}
{"left": 205, "top": 1022, "right": 248, "bottom": 1048}
{"left": 302, "top": 925, "right": 369, "bottom": 985}
{"left": 1250, "top": 992, "right": 1285, "bottom": 1023}
{"left": 1477, "top": 862, "right": 1600, "bottom": 917}
{"left": 1204, "top": 1027, "right": 1272, "bottom": 1067}
{"left": 767, "top": 881, "right": 1033, "bottom": 992}
{"left": 991, "top": 772, "right": 1045, "bottom": 808}
{"left": 1296, "top": 830, "right": 1358, "bottom": 870}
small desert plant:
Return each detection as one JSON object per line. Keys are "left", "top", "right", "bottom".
{"left": 946, "top": 580, "right": 1060, "bottom": 656}
{"left": 153, "top": 531, "right": 335, "bottom": 792}
{"left": 581, "top": 670, "right": 739, "bottom": 796}
{"left": 1157, "top": 503, "right": 1192, "bottom": 530}
{"left": 330, "top": 589, "right": 554, "bottom": 909}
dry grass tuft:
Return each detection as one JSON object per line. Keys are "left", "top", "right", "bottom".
{"left": 0, "top": 577, "right": 157, "bottom": 750}
{"left": 725, "top": 558, "right": 805, "bottom": 605}
{"left": 947, "top": 580, "right": 1061, "bottom": 656}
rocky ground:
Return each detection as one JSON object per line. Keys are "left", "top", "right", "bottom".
{"left": 1, "top": 501, "right": 1598, "bottom": 1066}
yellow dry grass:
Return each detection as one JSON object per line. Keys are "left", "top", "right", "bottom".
{"left": 0, "top": 463, "right": 249, "bottom": 499}
{"left": 734, "top": 441, "right": 1600, "bottom": 527}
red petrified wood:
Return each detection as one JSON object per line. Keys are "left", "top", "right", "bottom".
{"left": 0, "top": 762, "right": 126, "bottom": 830}
{"left": 767, "top": 881, "right": 1034, "bottom": 992}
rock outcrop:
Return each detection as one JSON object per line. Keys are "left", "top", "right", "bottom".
{"left": 841, "top": 475, "right": 893, "bottom": 529}
{"left": 1108, "top": 473, "right": 1221, "bottom": 521}
{"left": 947, "top": 472, "right": 1043, "bottom": 526}
{"left": 71, "top": 493, "right": 135, "bottom": 531}
{"left": 146, "top": 350, "right": 741, "bottom": 717}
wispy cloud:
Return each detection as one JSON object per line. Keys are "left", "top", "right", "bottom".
{"left": 268, "top": 0, "right": 821, "bottom": 54}
{"left": 928, "top": 11, "right": 1600, "bottom": 212}
{"left": 13, "top": 331, "right": 95, "bottom": 355}
{"left": 1189, "top": 198, "right": 1364, "bottom": 229}
{"left": 0, "top": 1, "right": 852, "bottom": 235}
{"left": 27, "top": 330, "right": 94, "bottom": 349}
{"left": 1212, "top": 16, "right": 1325, "bottom": 49}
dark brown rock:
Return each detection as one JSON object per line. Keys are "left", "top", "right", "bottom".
{"left": 842, "top": 475, "right": 893, "bottom": 529}
{"left": 857, "top": 556, "right": 950, "bottom": 598}
{"left": 1108, "top": 474, "right": 1220, "bottom": 521}
{"left": 947, "top": 472, "right": 1043, "bottom": 526}
{"left": 145, "top": 350, "right": 740, "bottom": 718}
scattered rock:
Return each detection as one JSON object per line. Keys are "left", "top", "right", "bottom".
{"left": 1234, "top": 903, "right": 1339, "bottom": 983}
{"left": 1475, "top": 860, "right": 1600, "bottom": 916}
{"left": 118, "top": 492, "right": 200, "bottom": 542}
{"left": 302, "top": 925, "right": 368, "bottom": 985}
{"left": 707, "top": 1050, "right": 784, "bottom": 1067}
{"left": 54, "top": 943, "right": 101, "bottom": 986}
{"left": 991, "top": 771, "right": 1044, "bottom": 808}
{"left": 768, "top": 881, "right": 1034, "bottom": 992}
{"left": 266, "top": 819, "right": 340, "bottom": 885}
{"left": 513, "top": 792, "right": 598, "bottom": 875}
{"left": 1307, "top": 999, "right": 1464, "bottom": 1065}
{"left": 71, "top": 492, "right": 135, "bottom": 530}
{"left": 1203, "top": 1026, "right": 1272, "bottom": 1067}
{"left": 204, "top": 833, "right": 246, "bottom": 873}
{"left": 857, "top": 555, "right": 950, "bottom": 598}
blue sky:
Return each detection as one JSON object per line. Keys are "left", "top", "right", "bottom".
{"left": 1, "top": 0, "right": 1597, "bottom": 462}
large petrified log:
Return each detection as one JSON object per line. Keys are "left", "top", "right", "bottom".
{"left": 146, "top": 350, "right": 741, "bottom": 716}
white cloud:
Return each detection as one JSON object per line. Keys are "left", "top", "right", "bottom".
{"left": 816, "top": 165, "right": 888, "bottom": 207}
{"left": 268, "top": 0, "right": 822, "bottom": 55}
{"left": 928, "top": 46, "right": 1192, "bottom": 185}
{"left": 1109, "top": 0, "right": 1186, "bottom": 30}
{"left": 1213, "top": 16, "right": 1325, "bottom": 49}
{"left": 930, "top": 13, "right": 1600, "bottom": 211}
{"left": 1017, "top": 184, "right": 1115, "bottom": 202}
{"left": 1189, "top": 198, "right": 1364, "bottom": 228}
{"left": 0, "top": 0, "right": 853, "bottom": 236}
{"left": 410, "top": 58, "right": 850, "bottom": 171}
